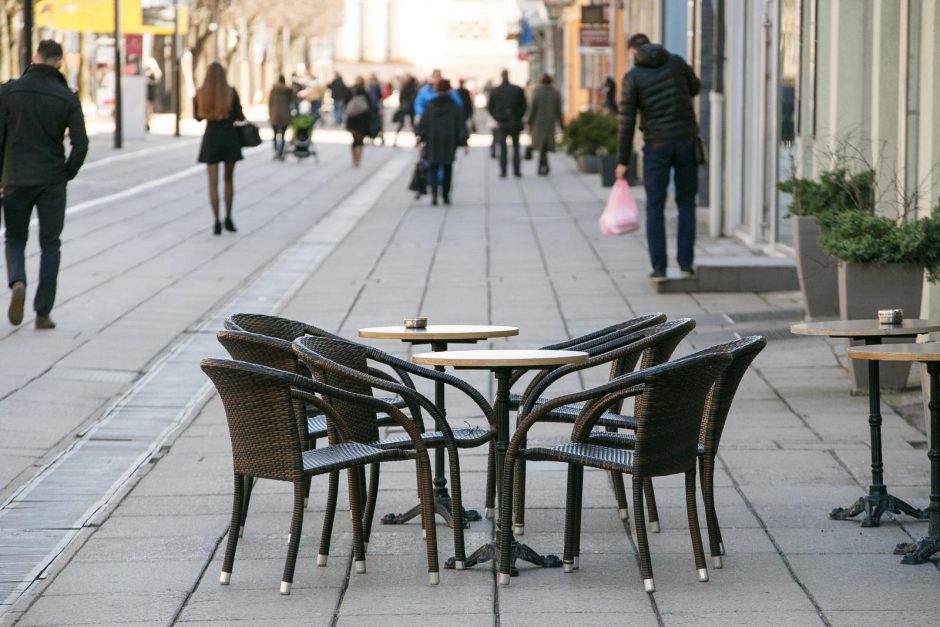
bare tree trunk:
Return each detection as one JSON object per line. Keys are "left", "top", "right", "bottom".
{"left": 0, "top": 0, "right": 11, "bottom": 81}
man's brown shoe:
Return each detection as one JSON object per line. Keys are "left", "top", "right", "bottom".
{"left": 8, "top": 282, "right": 25, "bottom": 326}
{"left": 35, "top": 314, "right": 56, "bottom": 330}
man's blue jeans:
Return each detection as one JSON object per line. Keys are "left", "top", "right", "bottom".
{"left": 642, "top": 138, "right": 698, "bottom": 273}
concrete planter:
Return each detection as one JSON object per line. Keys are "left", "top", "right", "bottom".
{"left": 839, "top": 261, "right": 924, "bottom": 390}
{"left": 576, "top": 155, "right": 600, "bottom": 173}
{"left": 792, "top": 215, "right": 840, "bottom": 320}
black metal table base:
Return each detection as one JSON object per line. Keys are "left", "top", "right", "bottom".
{"left": 381, "top": 492, "right": 481, "bottom": 529}
{"left": 830, "top": 493, "right": 928, "bottom": 527}
{"left": 444, "top": 539, "right": 562, "bottom": 576}
{"left": 894, "top": 535, "right": 940, "bottom": 564}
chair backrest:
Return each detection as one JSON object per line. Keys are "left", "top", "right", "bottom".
{"left": 201, "top": 359, "right": 305, "bottom": 482}
{"left": 542, "top": 313, "right": 667, "bottom": 352}
{"left": 225, "top": 313, "right": 342, "bottom": 342}
{"left": 631, "top": 351, "right": 731, "bottom": 477}
{"left": 294, "top": 336, "right": 380, "bottom": 444}
{"left": 216, "top": 329, "right": 311, "bottom": 442}
{"left": 700, "top": 336, "right": 767, "bottom": 455}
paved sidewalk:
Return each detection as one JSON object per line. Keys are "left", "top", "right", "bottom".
{"left": 2, "top": 139, "right": 938, "bottom": 626}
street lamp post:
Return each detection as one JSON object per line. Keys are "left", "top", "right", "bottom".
{"left": 23, "top": 0, "right": 34, "bottom": 72}
{"left": 114, "top": 0, "right": 123, "bottom": 148}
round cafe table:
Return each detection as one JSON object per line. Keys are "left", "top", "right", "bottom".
{"left": 358, "top": 325, "right": 518, "bottom": 528}
{"left": 847, "top": 343, "right": 940, "bottom": 564}
{"left": 790, "top": 319, "right": 940, "bottom": 526}
{"left": 412, "top": 349, "right": 588, "bottom": 575}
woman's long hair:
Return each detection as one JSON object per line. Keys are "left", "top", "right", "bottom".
{"left": 197, "top": 62, "right": 232, "bottom": 121}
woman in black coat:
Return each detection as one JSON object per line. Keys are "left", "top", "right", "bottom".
{"left": 416, "top": 79, "right": 468, "bottom": 205}
{"left": 345, "top": 76, "right": 371, "bottom": 168}
{"left": 194, "top": 61, "right": 245, "bottom": 234}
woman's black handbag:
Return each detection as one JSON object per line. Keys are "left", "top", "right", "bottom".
{"left": 408, "top": 160, "right": 427, "bottom": 196}
{"left": 236, "top": 121, "right": 262, "bottom": 148}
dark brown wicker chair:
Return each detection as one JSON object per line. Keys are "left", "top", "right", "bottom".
{"left": 293, "top": 336, "right": 498, "bottom": 570}
{"left": 586, "top": 336, "right": 767, "bottom": 568}
{"left": 201, "top": 358, "right": 440, "bottom": 594}
{"left": 498, "top": 349, "right": 732, "bottom": 593}
{"left": 506, "top": 313, "right": 667, "bottom": 410}
{"left": 509, "top": 318, "right": 696, "bottom": 535}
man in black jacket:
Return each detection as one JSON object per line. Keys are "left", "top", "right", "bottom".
{"left": 616, "top": 33, "right": 700, "bottom": 281}
{"left": 0, "top": 40, "right": 88, "bottom": 329}
{"left": 486, "top": 70, "right": 527, "bottom": 178}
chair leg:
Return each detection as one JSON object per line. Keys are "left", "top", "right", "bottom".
{"left": 363, "top": 463, "right": 381, "bottom": 545}
{"left": 572, "top": 466, "right": 584, "bottom": 569}
{"left": 611, "top": 471, "right": 629, "bottom": 521}
{"left": 562, "top": 464, "right": 578, "bottom": 573}
{"left": 416, "top": 453, "right": 440, "bottom": 585}
{"left": 497, "top": 450, "right": 517, "bottom": 586}
{"left": 220, "top": 473, "right": 244, "bottom": 585}
{"left": 280, "top": 480, "right": 306, "bottom": 595}
{"left": 513, "top": 434, "right": 527, "bottom": 535}
{"left": 239, "top": 475, "right": 254, "bottom": 537}
{"left": 632, "top": 475, "right": 654, "bottom": 593}
{"left": 445, "top": 442, "right": 467, "bottom": 568}
{"left": 644, "top": 477, "right": 660, "bottom": 533}
{"left": 700, "top": 455, "right": 723, "bottom": 567}
{"left": 484, "top": 439, "right": 496, "bottom": 519}
{"left": 348, "top": 466, "right": 367, "bottom": 575}
{"left": 317, "top": 470, "right": 340, "bottom": 566}
{"left": 685, "top": 469, "right": 708, "bottom": 583}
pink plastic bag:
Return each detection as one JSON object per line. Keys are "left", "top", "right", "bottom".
{"left": 598, "top": 179, "right": 640, "bottom": 235}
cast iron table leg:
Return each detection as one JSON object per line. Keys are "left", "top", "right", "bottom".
{"left": 382, "top": 340, "right": 481, "bottom": 528}
{"left": 831, "top": 337, "right": 928, "bottom": 526}
{"left": 446, "top": 367, "right": 560, "bottom": 574}
{"left": 894, "top": 361, "right": 940, "bottom": 563}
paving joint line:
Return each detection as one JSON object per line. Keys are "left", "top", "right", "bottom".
{"left": 716, "top": 453, "right": 832, "bottom": 626}
{"left": 0, "top": 151, "right": 411, "bottom": 616}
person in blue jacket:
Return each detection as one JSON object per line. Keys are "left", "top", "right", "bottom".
{"left": 413, "top": 69, "right": 462, "bottom": 118}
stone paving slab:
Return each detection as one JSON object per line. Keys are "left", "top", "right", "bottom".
{"left": 2, "top": 138, "right": 939, "bottom": 626}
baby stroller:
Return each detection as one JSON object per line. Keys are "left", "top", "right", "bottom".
{"left": 290, "top": 101, "right": 320, "bottom": 162}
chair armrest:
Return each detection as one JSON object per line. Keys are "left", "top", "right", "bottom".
{"left": 362, "top": 347, "right": 497, "bottom": 428}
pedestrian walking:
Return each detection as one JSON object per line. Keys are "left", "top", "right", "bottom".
{"left": 144, "top": 58, "right": 161, "bottom": 132}
{"left": 602, "top": 75, "right": 618, "bottom": 114}
{"left": 367, "top": 74, "right": 384, "bottom": 145}
{"left": 394, "top": 73, "right": 418, "bottom": 146}
{"left": 487, "top": 69, "right": 527, "bottom": 178}
{"left": 194, "top": 61, "right": 245, "bottom": 236}
{"left": 329, "top": 73, "right": 350, "bottom": 126}
{"left": 527, "top": 74, "right": 563, "bottom": 176}
{"left": 0, "top": 40, "right": 88, "bottom": 329}
{"left": 456, "top": 78, "right": 474, "bottom": 133}
{"left": 416, "top": 79, "right": 468, "bottom": 206}
{"left": 345, "top": 77, "right": 371, "bottom": 168}
{"left": 268, "top": 75, "right": 293, "bottom": 160}
{"left": 616, "top": 33, "right": 701, "bottom": 281}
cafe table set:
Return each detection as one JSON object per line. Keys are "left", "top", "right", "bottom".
{"left": 791, "top": 309, "right": 940, "bottom": 565}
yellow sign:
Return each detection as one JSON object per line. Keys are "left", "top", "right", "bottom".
{"left": 35, "top": 0, "right": 189, "bottom": 35}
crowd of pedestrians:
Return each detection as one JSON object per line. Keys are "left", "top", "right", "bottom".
{"left": 0, "top": 32, "right": 701, "bottom": 328}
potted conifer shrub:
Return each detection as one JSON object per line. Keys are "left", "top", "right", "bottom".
{"left": 777, "top": 168, "right": 875, "bottom": 320}
{"left": 562, "top": 111, "right": 617, "bottom": 174}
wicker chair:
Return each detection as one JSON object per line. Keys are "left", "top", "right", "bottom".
{"left": 505, "top": 313, "right": 667, "bottom": 409}
{"left": 498, "top": 349, "right": 732, "bottom": 593}
{"left": 201, "top": 358, "right": 440, "bottom": 594}
{"left": 293, "top": 336, "right": 498, "bottom": 570}
{"left": 587, "top": 336, "right": 767, "bottom": 568}
{"left": 509, "top": 318, "right": 696, "bottom": 535}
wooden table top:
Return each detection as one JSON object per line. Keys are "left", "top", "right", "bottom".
{"left": 358, "top": 325, "right": 519, "bottom": 341}
{"left": 848, "top": 342, "right": 940, "bottom": 362}
{"left": 412, "top": 349, "right": 588, "bottom": 368}
{"left": 790, "top": 319, "right": 940, "bottom": 338}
